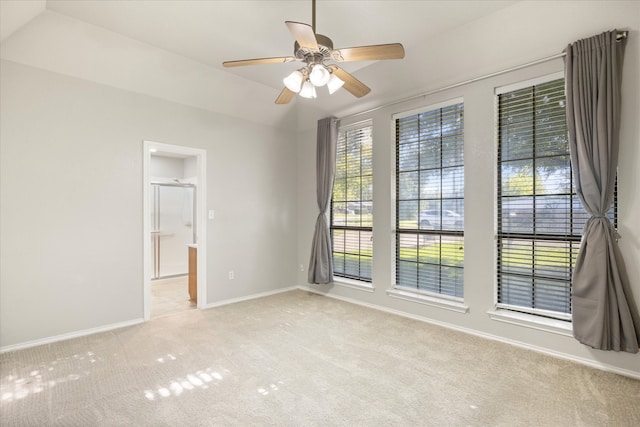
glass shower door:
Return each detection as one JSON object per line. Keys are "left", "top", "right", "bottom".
{"left": 151, "top": 183, "right": 195, "bottom": 279}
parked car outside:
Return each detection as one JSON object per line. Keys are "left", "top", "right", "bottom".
{"left": 419, "top": 209, "right": 462, "bottom": 230}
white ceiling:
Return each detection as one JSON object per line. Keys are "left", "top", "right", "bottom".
{"left": 1, "top": 0, "right": 519, "bottom": 114}
{"left": 0, "top": 0, "right": 46, "bottom": 40}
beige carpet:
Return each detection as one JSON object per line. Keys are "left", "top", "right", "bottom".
{"left": 1, "top": 290, "right": 639, "bottom": 426}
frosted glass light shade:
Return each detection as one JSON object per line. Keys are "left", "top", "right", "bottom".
{"left": 299, "top": 80, "right": 317, "bottom": 98}
{"left": 283, "top": 70, "right": 304, "bottom": 93}
{"left": 327, "top": 74, "right": 345, "bottom": 94}
{"left": 309, "top": 64, "right": 331, "bottom": 87}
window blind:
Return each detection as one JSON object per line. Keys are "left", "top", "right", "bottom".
{"left": 395, "top": 102, "right": 464, "bottom": 298}
{"left": 496, "top": 77, "right": 616, "bottom": 319}
{"left": 331, "top": 122, "right": 373, "bottom": 282}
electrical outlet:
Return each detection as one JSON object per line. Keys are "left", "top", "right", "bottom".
{"left": 228, "top": 271, "right": 234, "bottom": 280}
{"left": 208, "top": 210, "right": 215, "bottom": 220}
{"left": 299, "top": 264, "right": 304, "bottom": 272}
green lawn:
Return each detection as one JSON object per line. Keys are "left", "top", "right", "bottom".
{"left": 333, "top": 213, "right": 372, "bottom": 227}
{"left": 398, "top": 242, "right": 464, "bottom": 266}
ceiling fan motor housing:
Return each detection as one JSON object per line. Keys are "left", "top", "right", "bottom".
{"left": 222, "top": 17, "right": 403, "bottom": 103}
{"left": 294, "top": 34, "right": 334, "bottom": 64}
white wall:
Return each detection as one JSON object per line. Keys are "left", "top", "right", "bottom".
{"left": 184, "top": 156, "right": 197, "bottom": 180}
{"left": 298, "top": 1, "right": 640, "bottom": 377}
{"left": 1, "top": 0, "right": 638, "bottom": 375}
{"left": 0, "top": 9, "right": 298, "bottom": 130}
{"left": 0, "top": 59, "right": 298, "bottom": 348}
{"left": 151, "top": 155, "right": 186, "bottom": 179}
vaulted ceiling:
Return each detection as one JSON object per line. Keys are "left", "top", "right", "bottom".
{"left": 1, "top": 0, "right": 519, "bottom": 122}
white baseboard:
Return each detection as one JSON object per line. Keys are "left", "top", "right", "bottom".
{"left": 6, "top": 286, "right": 637, "bottom": 380}
{"left": 0, "top": 318, "right": 145, "bottom": 354}
{"left": 1, "top": 286, "right": 297, "bottom": 354}
{"left": 201, "top": 285, "right": 299, "bottom": 309}
{"left": 298, "top": 285, "right": 640, "bottom": 380}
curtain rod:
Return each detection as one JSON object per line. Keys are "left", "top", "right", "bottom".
{"left": 338, "top": 30, "right": 628, "bottom": 121}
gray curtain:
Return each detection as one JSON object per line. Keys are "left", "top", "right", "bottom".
{"left": 308, "top": 117, "right": 338, "bottom": 284}
{"left": 564, "top": 30, "right": 640, "bottom": 353}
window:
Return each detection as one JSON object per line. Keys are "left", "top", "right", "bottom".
{"left": 394, "top": 101, "right": 464, "bottom": 298}
{"left": 496, "top": 76, "right": 615, "bottom": 320}
{"left": 331, "top": 122, "right": 373, "bottom": 282}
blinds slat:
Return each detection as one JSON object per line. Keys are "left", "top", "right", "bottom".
{"left": 331, "top": 122, "right": 373, "bottom": 283}
{"left": 496, "top": 77, "right": 616, "bottom": 320}
{"left": 395, "top": 102, "right": 464, "bottom": 298}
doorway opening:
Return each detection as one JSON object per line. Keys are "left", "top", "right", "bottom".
{"left": 150, "top": 181, "right": 196, "bottom": 280}
{"left": 143, "top": 141, "right": 206, "bottom": 320}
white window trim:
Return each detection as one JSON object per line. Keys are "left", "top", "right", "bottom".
{"left": 332, "top": 277, "right": 375, "bottom": 293}
{"left": 493, "top": 75, "right": 575, "bottom": 323}
{"left": 488, "top": 309, "right": 573, "bottom": 337}
{"left": 495, "top": 71, "right": 564, "bottom": 95}
{"left": 387, "top": 287, "right": 469, "bottom": 314}
{"left": 392, "top": 97, "right": 464, "bottom": 120}
{"left": 338, "top": 118, "right": 373, "bottom": 131}
{"left": 331, "top": 120, "right": 374, "bottom": 284}
{"left": 391, "top": 97, "right": 466, "bottom": 304}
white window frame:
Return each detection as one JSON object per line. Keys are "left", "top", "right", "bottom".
{"left": 330, "top": 119, "right": 374, "bottom": 288}
{"left": 491, "top": 72, "right": 614, "bottom": 328}
{"left": 391, "top": 97, "right": 466, "bottom": 306}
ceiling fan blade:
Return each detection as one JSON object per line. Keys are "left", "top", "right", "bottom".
{"left": 223, "top": 56, "right": 296, "bottom": 68}
{"left": 332, "top": 43, "right": 405, "bottom": 62}
{"left": 329, "top": 66, "right": 371, "bottom": 98}
{"left": 275, "top": 87, "right": 296, "bottom": 104}
{"left": 285, "top": 21, "right": 319, "bottom": 52}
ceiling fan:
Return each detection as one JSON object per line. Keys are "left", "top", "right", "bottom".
{"left": 222, "top": 0, "right": 405, "bottom": 104}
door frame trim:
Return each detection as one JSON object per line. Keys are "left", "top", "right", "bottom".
{"left": 143, "top": 140, "right": 207, "bottom": 320}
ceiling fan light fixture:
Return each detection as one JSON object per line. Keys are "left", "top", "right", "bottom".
{"left": 327, "top": 73, "right": 345, "bottom": 94}
{"left": 299, "top": 80, "right": 317, "bottom": 98}
{"left": 223, "top": 0, "right": 405, "bottom": 104}
{"left": 309, "top": 64, "right": 331, "bottom": 87}
{"left": 283, "top": 70, "right": 304, "bottom": 93}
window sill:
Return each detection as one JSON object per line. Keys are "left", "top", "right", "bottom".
{"left": 488, "top": 309, "right": 573, "bottom": 337}
{"left": 386, "top": 288, "right": 469, "bottom": 314}
{"left": 332, "top": 278, "right": 375, "bottom": 293}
